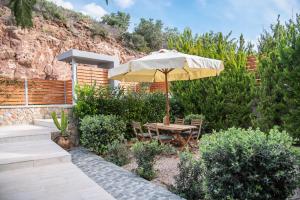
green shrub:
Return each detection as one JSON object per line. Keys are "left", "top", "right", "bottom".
{"left": 75, "top": 86, "right": 165, "bottom": 138}
{"left": 74, "top": 84, "right": 99, "bottom": 120}
{"left": 91, "top": 23, "right": 108, "bottom": 38}
{"left": 132, "top": 141, "right": 167, "bottom": 180}
{"left": 79, "top": 115, "right": 126, "bottom": 154}
{"left": 200, "top": 127, "right": 299, "bottom": 200}
{"left": 105, "top": 137, "right": 130, "bottom": 166}
{"left": 184, "top": 114, "right": 205, "bottom": 125}
{"left": 172, "top": 152, "right": 204, "bottom": 200}
{"left": 38, "top": 0, "right": 66, "bottom": 22}
{"left": 122, "top": 32, "right": 149, "bottom": 52}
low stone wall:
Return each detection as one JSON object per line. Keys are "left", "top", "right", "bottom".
{"left": 0, "top": 105, "right": 73, "bottom": 125}
{"left": 0, "top": 105, "right": 79, "bottom": 145}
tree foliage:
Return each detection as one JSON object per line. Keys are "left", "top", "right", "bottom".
{"left": 102, "top": 11, "right": 130, "bottom": 32}
{"left": 9, "top": 0, "right": 36, "bottom": 28}
{"left": 169, "top": 29, "right": 256, "bottom": 132}
{"left": 257, "top": 15, "right": 300, "bottom": 140}
{"left": 134, "top": 18, "right": 164, "bottom": 51}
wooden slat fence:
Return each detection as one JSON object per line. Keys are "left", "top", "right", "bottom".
{"left": 0, "top": 79, "right": 25, "bottom": 105}
{"left": 77, "top": 66, "right": 109, "bottom": 86}
{"left": 0, "top": 78, "right": 72, "bottom": 106}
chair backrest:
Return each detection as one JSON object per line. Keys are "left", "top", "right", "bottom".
{"left": 147, "top": 124, "right": 159, "bottom": 137}
{"left": 191, "top": 119, "right": 203, "bottom": 139}
{"left": 132, "top": 121, "right": 142, "bottom": 137}
{"left": 175, "top": 117, "right": 184, "bottom": 125}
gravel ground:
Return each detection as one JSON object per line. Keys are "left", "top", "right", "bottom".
{"left": 123, "top": 154, "right": 180, "bottom": 188}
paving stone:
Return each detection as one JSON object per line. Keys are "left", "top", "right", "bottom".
{"left": 70, "top": 147, "right": 184, "bottom": 200}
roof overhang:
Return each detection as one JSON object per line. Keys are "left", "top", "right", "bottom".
{"left": 57, "top": 49, "right": 119, "bottom": 69}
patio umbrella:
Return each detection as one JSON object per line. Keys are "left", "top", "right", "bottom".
{"left": 108, "top": 49, "right": 224, "bottom": 125}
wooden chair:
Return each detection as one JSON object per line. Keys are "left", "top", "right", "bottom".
{"left": 174, "top": 117, "right": 184, "bottom": 125}
{"left": 132, "top": 121, "right": 152, "bottom": 141}
{"left": 190, "top": 119, "right": 203, "bottom": 140}
{"left": 147, "top": 124, "right": 173, "bottom": 144}
{"left": 180, "top": 119, "right": 203, "bottom": 147}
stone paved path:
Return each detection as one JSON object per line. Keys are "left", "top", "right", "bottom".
{"left": 70, "top": 147, "right": 183, "bottom": 200}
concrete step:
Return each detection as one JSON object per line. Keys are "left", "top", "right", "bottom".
{"left": 0, "top": 125, "right": 51, "bottom": 143}
{"left": 0, "top": 140, "right": 71, "bottom": 171}
{"left": 0, "top": 163, "right": 115, "bottom": 200}
{"left": 34, "top": 119, "right": 59, "bottom": 131}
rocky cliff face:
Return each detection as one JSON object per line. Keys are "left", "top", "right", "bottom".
{"left": 0, "top": 5, "right": 141, "bottom": 80}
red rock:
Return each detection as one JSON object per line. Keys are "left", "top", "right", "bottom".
{"left": 0, "top": 5, "right": 142, "bottom": 80}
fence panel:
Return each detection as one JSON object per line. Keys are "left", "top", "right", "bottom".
{"left": 28, "top": 79, "right": 68, "bottom": 105}
{"left": 77, "top": 66, "right": 109, "bottom": 86}
{"left": 66, "top": 80, "right": 73, "bottom": 104}
{"left": 0, "top": 79, "right": 25, "bottom": 105}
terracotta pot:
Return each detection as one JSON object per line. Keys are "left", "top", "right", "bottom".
{"left": 57, "top": 136, "right": 71, "bottom": 150}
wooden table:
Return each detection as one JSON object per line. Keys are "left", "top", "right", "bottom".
{"left": 144, "top": 123, "right": 197, "bottom": 149}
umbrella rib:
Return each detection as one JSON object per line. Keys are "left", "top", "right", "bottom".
{"left": 153, "top": 69, "right": 158, "bottom": 82}
{"left": 183, "top": 67, "right": 191, "bottom": 80}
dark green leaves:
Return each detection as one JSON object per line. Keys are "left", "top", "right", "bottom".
{"left": 168, "top": 29, "right": 256, "bottom": 132}
{"left": 9, "top": 0, "right": 36, "bottom": 28}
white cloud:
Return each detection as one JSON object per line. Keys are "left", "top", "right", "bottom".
{"left": 48, "top": 0, "right": 74, "bottom": 10}
{"left": 81, "top": 3, "right": 108, "bottom": 20}
{"left": 115, "top": 0, "right": 135, "bottom": 9}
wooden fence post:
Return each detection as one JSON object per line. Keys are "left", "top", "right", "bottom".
{"left": 24, "top": 78, "right": 28, "bottom": 106}
{"left": 64, "top": 80, "right": 67, "bottom": 104}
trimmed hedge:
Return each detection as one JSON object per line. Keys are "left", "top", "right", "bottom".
{"left": 75, "top": 85, "right": 165, "bottom": 138}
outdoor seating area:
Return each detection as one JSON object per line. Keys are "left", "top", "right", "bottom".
{"left": 132, "top": 118, "right": 202, "bottom": 146}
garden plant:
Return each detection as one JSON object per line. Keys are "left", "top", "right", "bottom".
{"left": 79, "top": 114, "right": 126, "bottom": 154}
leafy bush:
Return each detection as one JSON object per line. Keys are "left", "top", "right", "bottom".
{"left": 79, "top": 115, "right": 126, "bottom": 154}
{"left": 91, "top": 23, "right": 108, "bottom": 38}
{"left": 38, "top": 0, "right": 66, "bottom": 22}
{"left": 105, "top": 137, "right": 130, "bottom": 166}
{"left": 172, "top": 152, "right": 204, "bottom": 200}
{"left": 132, "top": 141, "right": 169, "bottom": 180}
{"left": 75, "top": 85, "right": 165, "bottom": 138}
{"left": 74, "top": 85, "right": 99, "bottom": 120}
{"left": 184, "top": 114, "right": 205, "bottom": 125}
{"left": 200, "top": 127, "right": 299, "bottom": 200}
{"left": 122, "top": 32, "right": 149, "bottom": 52}
{"left": 169, "top": 29, "right": 256, "bottom": 132}
{"left": 102, "top": 11, "right": 130, "bottom": 32}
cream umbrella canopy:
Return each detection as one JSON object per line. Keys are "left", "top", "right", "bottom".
{"left": 109, "top": 49, "right": 224, "bottom": 125}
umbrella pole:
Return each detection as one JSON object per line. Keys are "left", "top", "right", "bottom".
{"left": 164, "top": 70, "right": 170, "bottom": 125}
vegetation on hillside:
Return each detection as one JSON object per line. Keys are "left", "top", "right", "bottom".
{"left": 8, "top": 0, "right": 36, "bottom": 28}
{"left": 4, "top": 0, "right": 178, "bottom": 52}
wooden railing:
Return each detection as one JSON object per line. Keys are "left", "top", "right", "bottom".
{"left": 0, "top": 78, "right": 72, "bottom": 106}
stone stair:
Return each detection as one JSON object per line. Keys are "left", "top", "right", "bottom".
{"left": 33, "top": 119, "right": 58, "bottom": 130}
{"left": 0, "top": 125, "right": 115, "bottom": 200}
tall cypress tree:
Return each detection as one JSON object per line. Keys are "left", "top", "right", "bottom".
{"left": 257, "top": 15, "right": 300, "bottom": 141}
{"left": 168, "top": 29, "right": 256, "bottom": 132}
{"left": 9, "top": 0, "right": 37, "bottom": 28}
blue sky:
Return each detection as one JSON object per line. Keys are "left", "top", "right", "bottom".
{"left": 50, "top": 0, "right": 300, "bottom": 44}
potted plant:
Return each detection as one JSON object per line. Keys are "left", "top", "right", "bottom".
{"left": 51, "top": 110, "right": 71, "bottom": 150}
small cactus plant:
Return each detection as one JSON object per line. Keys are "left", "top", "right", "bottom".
{"left": 51, "top": 110, "right": 69, "bottom": 137}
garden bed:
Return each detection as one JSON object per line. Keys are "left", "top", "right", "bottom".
{"left": 123, "top": 147, "right": 199, "bottom": 188}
